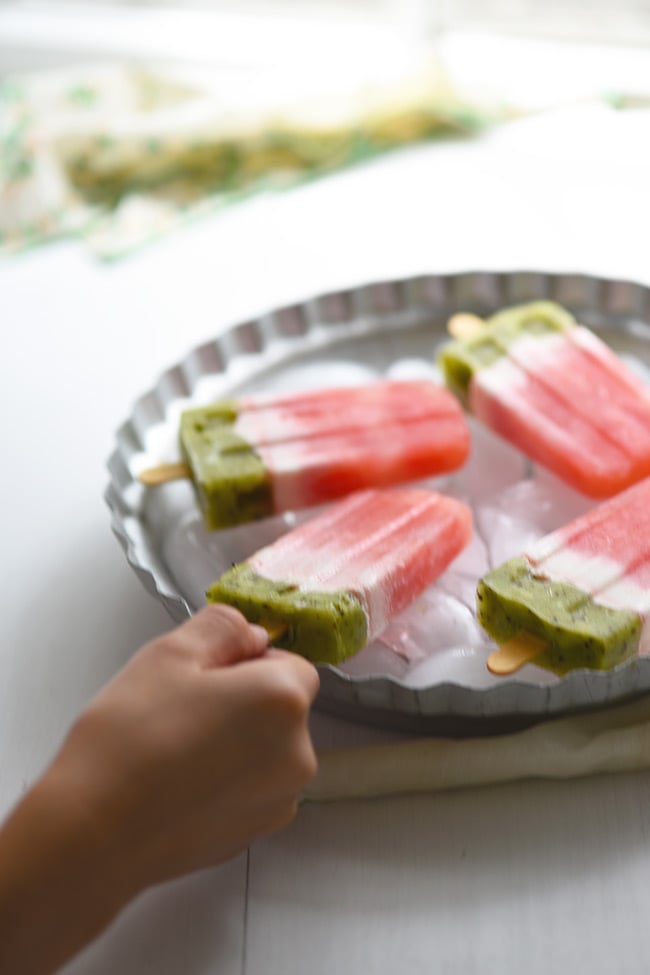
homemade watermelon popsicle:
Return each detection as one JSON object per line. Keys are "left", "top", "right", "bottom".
{"left": 143, "top": 379, "right": 470, "bottom": 530}
{"left": 439, "top": 301, "right": 650, "bottom": 498}
{"left": 207, "top": 487, "right": 473, "bottom": 664}
{"left": 478, "top": 475, "right": 650, "bottom": 676}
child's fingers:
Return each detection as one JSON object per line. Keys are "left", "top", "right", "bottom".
{"left": 165, "top": 604, "right": 269, "bottom": 669}
{"left": 263, "top": 647, "right": 321, "bottom": 704}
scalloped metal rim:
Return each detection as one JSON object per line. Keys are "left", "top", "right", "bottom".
{"left": 105, "top": 269, "right": 650, "bottom": 733}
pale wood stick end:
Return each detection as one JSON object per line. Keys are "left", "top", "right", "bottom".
{"left": 261, "top": 621, "right": 288, "bottom": 644}
{"left": 138, "top": 461, "right": 192, "bottom": 486}
{"left": 447, "top": 312, "right": 486, "bottom": 339}
{"left": 487, "top": 633, "right": 547, "bottom": 676}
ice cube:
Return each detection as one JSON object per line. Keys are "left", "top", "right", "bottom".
{"left": 377, "top": 588, "right": 486, "bottom": 664}
{"left": 436, "top": 532, "right": 490, "bottom": 610}
{"left": 336, "top": 640, "right": 409, "bottom": 679}
{"left": 450, "top": 419, "right": 528, "bottom": 503}
{"left": 386, "top": 357, "right": 443, "bottom": 382}
{"left": 247, "top": 359, "right": 379, "bottom": 394}
{"left": 477, "top": 505, "right": 543, "bottom": 569}
{"left": 477, "top": 477, "right": 595, "bottom": 569}
{"left": 529, "top": 468, "right": 597, "bottom": 529}
{"left": 402, "top": 642, "right": 498, "bottom": 690}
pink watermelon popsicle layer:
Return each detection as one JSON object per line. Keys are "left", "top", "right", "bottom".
{"left": 207, "top": 487, "right": 473, "bottom": 663}
{"left": 439, "top": 301, "right": 650, "bottom": 498}
{"left": 180, "top": 379, "right": 470, "bottom": 529}
{"left": 477, "top": 476, "right": 650, "bottom": 674}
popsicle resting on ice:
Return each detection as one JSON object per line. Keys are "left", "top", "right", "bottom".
{"left": 478, "top": 475, "right": 650, "bottom": 676}
{"left": 439, "top": 300, "right": 650, "bottom": 498}
{"left": 174, "top": 379, "right": 470, "bottom": 529}
{"left": 207, "top": 487, "right": 473, "bottom": 664}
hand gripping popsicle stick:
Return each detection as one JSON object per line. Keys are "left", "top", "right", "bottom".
{"left": 439, "top": 301, "right": 650, "bottom": 498}
{"left": 207, "top": 487, "right": 473, "bottom": 664}
{"left": 139, "top": 379, "right": 470, "bottom": 529}
{"left": 478, "top": 475, "right": 650, "bottom": 676}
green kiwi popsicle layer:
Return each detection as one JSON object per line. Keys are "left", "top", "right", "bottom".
{"left": 180, "top": 403, "right": 272, "bottom": 530}
{"left": 208, "top": 564, "right": 368, "bottom": 665}
{"left": 477, "top": 557, "right": 642, "bottom": 675}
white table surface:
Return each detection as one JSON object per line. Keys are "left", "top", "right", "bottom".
{"left": 3, "top": 35, "right": 650, "bottom": 973}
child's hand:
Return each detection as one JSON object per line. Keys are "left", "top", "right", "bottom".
{"left": 51, "top": 603, "right": 320, "bottom": 889}
{"left": 0, "top": 605, "right": 319, "bottom": 975}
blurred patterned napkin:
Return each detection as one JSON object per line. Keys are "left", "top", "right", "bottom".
{"left": 0, "top": 60, "right": 499, "bottom": 260}
{"left": 305, "top": 694, "right": 650, "bottom": 801}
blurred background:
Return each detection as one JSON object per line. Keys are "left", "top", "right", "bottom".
{"left": 2, "top": 0, "right": 650, "bottom": 75}
{"left": 1, "top": 0, "right": 649, "bottom": 262}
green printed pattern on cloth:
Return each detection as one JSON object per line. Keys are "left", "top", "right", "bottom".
{"left": 0, "top": 63, "right": 499, "bottom": 260}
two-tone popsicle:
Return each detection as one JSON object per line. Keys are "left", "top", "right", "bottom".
{"left": 207, "top": 486, "right": 473, "bottom": 664}
{"left": 439, "top": 300, "right": 650, "bottom": 498}
{"left": 174, "top": 379, "right": 470, "bottom": 529}
{"left": 478, "top": 475, "right": 650, "bottom": 676}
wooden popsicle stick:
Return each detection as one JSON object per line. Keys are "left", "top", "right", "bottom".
{"left": 447, "top": 312, "right": 486, "bottom": 339}
{"left": 259, "top": 621, "right": 287, "bottom": 644}
{"left": 487, "top": 633, "right": 547, "bottom": 676}
{"left": 138, "top": 461, "right": 191, "bottom": 486}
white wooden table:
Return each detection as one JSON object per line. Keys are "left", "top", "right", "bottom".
{"left": 3, "top": 41, "right": 650, "bottom": 972}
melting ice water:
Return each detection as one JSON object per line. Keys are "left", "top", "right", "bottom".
{"left": 138, "top": 354, "right": 612, "bottom": 691}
